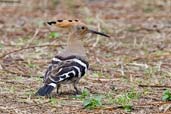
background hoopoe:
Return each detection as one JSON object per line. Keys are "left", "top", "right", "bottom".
{"left": 36, "top": 19, "right": 109, "bottom": 96}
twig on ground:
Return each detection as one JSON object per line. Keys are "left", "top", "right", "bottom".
{"left": 85, "top": 77, "right": 119, "bottom": 83}
{"left": 0, "top": 44, "right": 64, "bottom": 58}
{"left": 139, "top": 84, "right": 171, "bottom": 88}
{"left": 1, "top": 65, "right": 33, "bottom": 78}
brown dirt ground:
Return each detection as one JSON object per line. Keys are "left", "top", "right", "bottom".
{"left": 0, "top": 0, "right": 171, "bottom": 114}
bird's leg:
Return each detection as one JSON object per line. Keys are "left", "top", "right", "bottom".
{"left": 56, "top": 84, "right": 61, "bottom": 95}
{"left": 73, "top": 81, "right": 81, "bottom": 95}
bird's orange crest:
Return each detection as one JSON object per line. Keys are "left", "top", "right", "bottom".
{"left": 47, "top": 19, "right": 84, "bottom": 28}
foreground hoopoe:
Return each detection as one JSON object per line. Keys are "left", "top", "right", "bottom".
{"left": 36, "top": 19, "right": 109, "bottom": 96}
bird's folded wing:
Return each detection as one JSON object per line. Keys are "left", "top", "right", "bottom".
{"left": 43, "top": 61, "right": 79, "bottom": 84}
{"left": 43, "top": 55, "right": 89, "bottom": 85}
{"left": 43, "top": 56, "right": 62, "bottom": 82}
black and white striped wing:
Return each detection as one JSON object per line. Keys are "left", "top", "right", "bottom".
{"left": 45, "top": 58, "right": 88, "bottom": 84}
{"left": 36, "top": 56, "right": 89, "bottom": 96}
{"left": 43, "top": 56, "right": 62, "bottom": 82}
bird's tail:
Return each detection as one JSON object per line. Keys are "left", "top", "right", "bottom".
{"left": 36, "top": 83, "right": 56, "bottom": 96}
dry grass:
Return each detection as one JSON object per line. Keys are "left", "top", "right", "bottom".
{"left": 0, "top": 0, "right": 171, "bottom": 113}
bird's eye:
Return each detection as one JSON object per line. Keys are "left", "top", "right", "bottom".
{"left": 81, "top": 26, "right": 85, "bottom": 30}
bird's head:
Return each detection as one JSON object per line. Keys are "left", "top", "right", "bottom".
{"left": 47, "top": 19, "right": 110, "bottom": 38}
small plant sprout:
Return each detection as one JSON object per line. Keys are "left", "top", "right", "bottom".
{"left": 9, "top": 85, "right": 16, "bottom": 93}
{"left": 83, "top": 95, "right": 103, "bottom": 109}
{"left": 114, "top": 94, "right": 133, "bottom": 112}
{"left": 76, "top": 88, "right": 90, "bottom": 100}
{"left": 162, "top": 89, "right": 171, "bottom": 101}
{"left": 144, "top": 66, "right": 158, "bottom": 77}
{"left": 105, "top": 92, "right": 115, "bottom": 104}
{"left": 48, "top": 31, "right": 61, "bottom": 39}
{"left": 114, "top": 89, "right": 141, "bottom": 112}
{"left": 74, "top": 89, "right": 102, "bottom": 109}
{"left": 49, "top": 97, "right": 58, "bottom": 106}
{"left": 0, "top": 43, "right": 3, "bottom": 49}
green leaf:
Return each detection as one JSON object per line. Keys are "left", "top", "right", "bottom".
{"left": 81, "top": 89, "right": 90, "bottom": 98}
{"left": 49, "top": 32, "right": 61, "bottom": 39}
{"left": 162, "top": 89, "right": 171, "bottom": 101}
{"left": 49, "top": 98, "right": 57, "bottom": 105}
{"left": 0, "top": 43, "right": 3, "bottom": 49}
{"left": 83, "top": 95, "right": 102, "bottom": 109}
{"left": 94, "top": 95, "right": 103, "bottom": 101}
{"left": 85, "top": 17, "right": 94, "bottom": 23}
{"left": 162, "top": 95, "right": 169, "bottom": 101}
{"left": 123, "top": 105, "right": 133, "bottom": 112}
{"left": 83, "top": 99, "right": 91, "bottom": 107}
{"left": 127, "top": 89, "right": 141, "bottom": 99}
{"left": 75, "top": 89, "right": 90, "bottom": 100}
{"left": 143, "top": 7, "right": 154, "bottom": 13}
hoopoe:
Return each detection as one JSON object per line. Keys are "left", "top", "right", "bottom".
{"left": 36, "top": 19, "right": 109, "bottom": 96}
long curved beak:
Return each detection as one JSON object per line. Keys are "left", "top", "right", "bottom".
{"left": 89, "top": 29, "right": 110, "bottom": 37}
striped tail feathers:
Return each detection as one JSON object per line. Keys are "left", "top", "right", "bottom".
{"left": 36, "top": 83, "right": 56, "bottom": 96}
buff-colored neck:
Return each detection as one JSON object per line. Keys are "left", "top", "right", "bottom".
{"left": 58, "top": 31, "right": 86, "bottom": 58}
